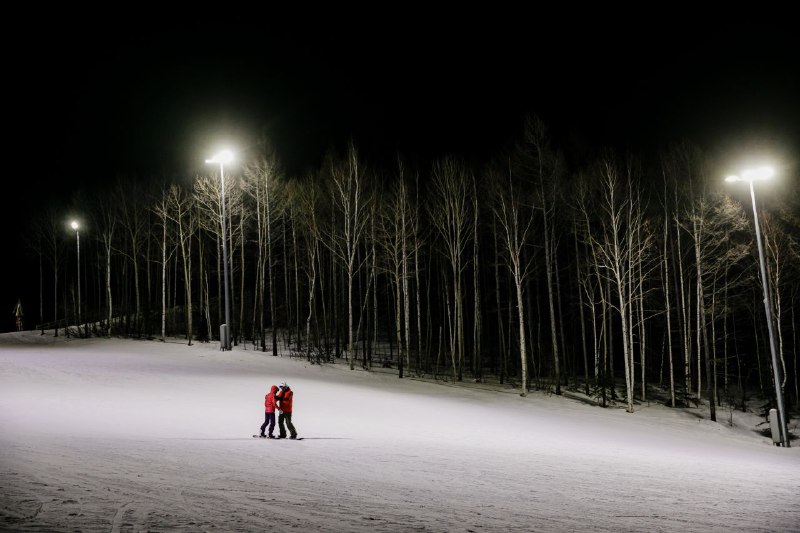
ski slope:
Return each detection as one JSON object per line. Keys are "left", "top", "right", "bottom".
{"left": 1, "top": 332, "right": 798, "bottom": 532}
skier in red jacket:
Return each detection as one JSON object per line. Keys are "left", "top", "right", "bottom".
{"left": 259, "top": 384, "right": 279, "bottom": 438}
{"left": 276, "top": 381, "right": 298, "bottom": 439}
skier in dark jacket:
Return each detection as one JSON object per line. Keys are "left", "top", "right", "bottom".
{"left": 276, "top": 381, "right": 298, "bottom": 439}
{"left": 259, "top": 384, "right": 279, "bottom": 438}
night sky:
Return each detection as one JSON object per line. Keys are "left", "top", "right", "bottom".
{"left": 4, "top": 13, "right": 798, "bottom": 330}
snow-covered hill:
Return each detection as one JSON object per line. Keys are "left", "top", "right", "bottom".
{"left": 1, "top": 332, "right": 798, "bottom": 531}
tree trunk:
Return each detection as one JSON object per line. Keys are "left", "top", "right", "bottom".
{"left": 293, "top": 210, "right": 301, "bottom": 353}
{"left": 493, "top": 219, "right": 506, "bottom": 385}
{"left": 105, "top": 241, "right": 112, "bottom": 336}
{"left": 472, "top": 188, "right": 482, "bottom": 381}
{"left": 575, "top": 233, "right": 589, "bottom": 395}
{"left": 515, "top": 265, "right": 529, "bottom": 396}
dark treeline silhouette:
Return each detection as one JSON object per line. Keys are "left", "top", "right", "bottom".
{"left": 25, "top": 115, "right": 799, "bottom": 424}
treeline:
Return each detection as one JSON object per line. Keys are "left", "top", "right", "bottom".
{"left": 27, "top": 116, "right": 800, "bottom": 420}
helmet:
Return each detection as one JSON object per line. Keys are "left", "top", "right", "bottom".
{"left": 280, "top": 381, "right": 288, "bottom": 389}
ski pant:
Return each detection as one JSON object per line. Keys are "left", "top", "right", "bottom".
{"left": 260, "top": 412, "right": 275, "bottom": 436}
{"left": 278, "top": 411, "right": 296, "bottom": 438}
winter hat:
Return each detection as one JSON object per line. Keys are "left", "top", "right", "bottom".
{"left": 280, "top": 381, "right": 288, "bottom": 389}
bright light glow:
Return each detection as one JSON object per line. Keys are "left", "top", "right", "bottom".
{"left": 741, "top": 166, "right": 774, "bottom": 181}
{"left": 71, "top": 221, "right": 79, "bottom": 230}
{"left": 725, "top": 166, "right": 775, "bottom": 184}
{"left": 205, "top": 149, "right": 234, "bottom": 164}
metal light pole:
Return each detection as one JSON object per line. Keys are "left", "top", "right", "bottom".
{"left": 206, "top": 150, "right": 234, "bottom": 350}
{"left": 70, "top": 220, "right": 81, "bottom": 332}
{"left": 726, "top": 166, "right": 789, "bottom": 447}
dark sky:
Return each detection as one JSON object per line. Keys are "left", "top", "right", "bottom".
{"left": 3, "top": 13, "right": 798, "bottom": 329}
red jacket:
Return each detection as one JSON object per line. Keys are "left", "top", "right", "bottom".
{"left": 264, "top": 385, "right": 278, "bottom": 413}
{"left": 276, "top": 387, "right": 293, "bottom": 413}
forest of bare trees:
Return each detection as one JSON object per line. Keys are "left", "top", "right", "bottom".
{"left": 25, "top": 116, "right": 800, "bottom": 422}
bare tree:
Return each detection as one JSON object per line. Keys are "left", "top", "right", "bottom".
{"left": 151, "top": 184, "right": 176, "bottom": 342}
{"left": 682, "top": 184, "right": 743, "bottom": 420}
{"left": 237, "top": 189, "right": 250, "bottom": 346}
{"left": 379, "top": 176, "right": 405, "bottom": 376}
{"left": 403, "top": 171, "right": 415, "bottom": 377}
{"left": 771, "top": 188, "right": 800, "bottom": 404}
{"left": 26, "top": 220, "right": 45, "bottom": 333}
{"left": 196, "top": 172, "right": 244, "bottom": 345}
{"left": 761, "top": 213, "right": 793, "bottom": 393}
{"left": 472, "top": 172, "right": 482, "bottom": 381}
{"left": 429, "top": 156, "right": 472, "bottom": 383}
{"left": 660, "top": 175, "right": 677, "bottom": 407}
{"left": 243, "top": 151, "right": 284, "bottom": 353}
{"left": 326, "top": 142, "right": 370, "bottom": 370}
{"left": 292, "top": 176, "right": 322, "bottom": 361}
{"left": 573, "top": 221, "right": 590, "bottom": 395}
{"left": 166, "top": 184, "right": 195, "bottom": 345}
{"left": 92, "top": 193, "right": 117, "bottom": 336}
{"left": 194, "top": 176, "right": 222, "bottom": 333}
{"left": 30, "top": 208, "right": 66, "bottom": 336}
{"left": 516, "top": 116, "right": 564, "bottom": 393}
{"left": 661, "top": 145, "right": 695, "bottom": 404}
{"left": 490, "top": 161, "right": 535, "bottom": 396}
{"left": 578, "top": 156, "right": 654, "bottom": 412}
{"left": 412, "top": 174, "right": 427, "bottom": 374}
{"left": 378, "top": 159, "right": 417, "bottom": 376}
{"left": 116, "top": 177, "right": 148, "bottom": 335}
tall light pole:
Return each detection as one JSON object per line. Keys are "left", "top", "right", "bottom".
{"left": 70, "top": 220, "right": 81, "bottom": 332}
{"left": 206, "top": 150, "right": 234, "bottom": 350}
{"left": 726, "top": 166, "right": 789, "bottom": 447}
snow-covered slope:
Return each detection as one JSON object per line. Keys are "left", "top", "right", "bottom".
{"left": 1, "top": 332, "right": 798, "bottom": 531}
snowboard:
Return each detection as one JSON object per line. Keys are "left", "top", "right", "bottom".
{"left": 252, "top": 435, "right": 304, "bottom": 440}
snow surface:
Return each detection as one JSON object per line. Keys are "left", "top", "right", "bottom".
{"left": 1, "top": 331, "right": 798, "bottom": 532}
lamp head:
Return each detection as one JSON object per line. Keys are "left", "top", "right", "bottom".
{"left": 70, "top": 221, "right": 79, "bottom": 230}
{"left": 205, "top": 149, "right": 235, "bottom": 164}
{"left": 725, "top": 166, "right": 775, "bottom": 184}
{"left": 741, "top": 166, "right": 774, "bottom": 181}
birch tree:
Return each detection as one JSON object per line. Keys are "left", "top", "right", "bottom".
{"left": 575, "top": 172, "right": 616, "bottom": 406}
{"left": 378, "top": 162, "right": 416, "bottom": 377}
{"left": 516, "top": 116, "right": 564, "bottom": 393}
{"left": 761, "top": 213, "right": 794, "bottom": 396}
{"left": 412, "top": 174, "right": 427, "bottom": 374}
{"left": 662, "top": 145, "right": 695, "bottom": 404}
{"left": 92, "top": 193, "right": 117, "bottom": 336}
{"left": 151, "top": 185, "right": 176, "bottom": 342}
{"left": 660, "top": 176, "right": 677, "bottom": 407}
{"left": 429, "top": 156, "right": 471, "bottom": 383}
{"left": 379, "top": 177, "right": 404, "bottom": 375}
{"left": 292, "top": 176, "right": 322, "bottom": 361}
{"left": 490, "top": 161, "right": 535, "bottom": 396}
{"left": 472, "top": 172, "right": 483, "bottom": 381}
{"left": 166, "top": 184, "right": 195, "bottom": 345}
{"left": 244, "top": 153, "right": 284, "bottom": 353}
{"left": 326, "top": 142, "right": 370, "bottom": 370}
{"left": 579, "top": 156, "right": 653, "bottom": 412}
{"left": 116, "top": 177, "right": 148, "bottom": 336}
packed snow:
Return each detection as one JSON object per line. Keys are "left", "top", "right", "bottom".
{"left": 1, "top": 331, "right": 798, "bottom": 532}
